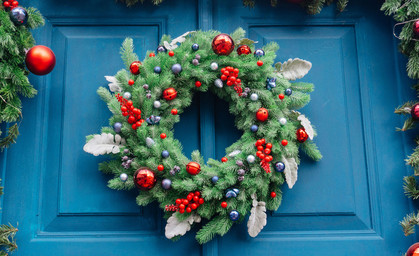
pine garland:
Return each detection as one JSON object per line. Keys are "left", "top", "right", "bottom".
{"left": 117, "top": 0, "right": 348, "bottom": 15}
{"left": 0, "top": 6, "right": 44, "bottom": 150}
{"left": 0, "top": 182, "right": 18, "bottom": 255}
{"left": 381, "top": 0, "right": 419, "bottom": 242}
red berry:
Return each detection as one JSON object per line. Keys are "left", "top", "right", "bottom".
{"left": 264, "top": 156, "right": 271, "bottom": 162}
{"left": 186, "top": 207, "right": 192, "bottom": 213}
{"left": 12, "top": 1, "right": 18, "bottom": 7}
{"left": 270, "top": 192, "right": 276, "bottom": 198}
{"left": 135, "top": 121, "right": 142, "bottom": 127}
{"left": 221, "top": 202, "right": 227, "bottom": 208}
{"left": 220, "top": 68, "right": 226, "bottom": 73}
{"left": 278, "top": 94, "right": 285, "bottom": 100}
{"left": 132, "top": 108, "right": 140, "bottom": 115}
{"left": 281, "top": 140, "right": 288, "bottom": 146}
{"left": 128, "top": 116, "right": 136, "bottom": 123}
{"left": 199, "top": 198, "right": 204, "bottom": 204}
{"left": 128, "top": 79, "right": 134, "bottom": 85}
{"left": 179, "top": 204, "right": 185, "bottom": 209}
{"left": 187, "top": 194, "right": 193, "bottom": 201}
{"left": 168, "top": 50, "right": 174, "bottom": 57}
{"left": 175, "top": 199, "right": 182, "bottom": 205}
{"left": 264, "top": 148, "right": 271, "bottom": 155}
{"left": 261, "top": 138, "right": 266, "bottom": 144}
{"left": 131, "top": 124, "right": 137, "bottom": 130}
{"left": 3, "top": 1, "right": 10, "bottom": 7}
{"left": 183, "top": 199, "right": 189, "bottom": 205}
{"left": 193, "top": 196, "right": 199, "bottom": 202}
{"left": 227, "top": 67, "right": 233, "bottom": 72}
{"left": 221, "top": 157, "right": 228, "bottom": 162}
{"left": 257, "top": 61, "right": 263, "bottom": 66}
{"left": 121, "top": 106, "right": 128, "bottom": 112}
{"left": 194, "top": 191, "right": 200, "bottom": 196}
{"left": 256, "top": 151, "right": 262, "bottom": 157}
{"left": 126, "top": 100, "right": 133, "bottom": 106}
{"left": 234, "top": 68, "right": 239, "bottom": 74}
{"left": 224, "top": 71, "right": 230, "bottom": 76}
{"left": 267, "top": 155, "right": 273, "bottom": 162}
{"left": 140, "top": 119, "right": 145, "bottom": 124}
{"left": 226, "top": 80, "right": 233, "bottom": 86}
{"left": 236, "top": 79, "right": 241, "bottom": 83}
{"left": 195, "top": 81, "right": 202, "bottom": 87}
{"left": 122, "top": 112, "right": 128, "bottom": 116}
{"left": 229, "top": 76, "right": 236, "bottom": 83}
{"left": 221, "top": 75, "right": 227, "bottom": 81}
{"left": 171, "top": 108, "right": 178, "bottom": 115}
{"left": 191, "top": 203, "right": 198, "bottom": 210}
{"left": 189, "top": 192, "right": 195, "bottom": 197}
{"left": 179, "top": 209, "right": 185, "bottom": 214}
{"left": 157, "top": 165, "right": 164, "bottom": 171}
{"left": 259, "top": 154, "right": 265, "bottom": 160}
{"left": 266, "top": 143, "right": 272, "bottom": 149}
{"left": 257, "top": 146, "right": 264, "bottom": 151}
{"left": 160, "top": 133, "right": 167, "bottom": 139}
{"left": 149, "top": 53, "right": 155, "bottom": 57}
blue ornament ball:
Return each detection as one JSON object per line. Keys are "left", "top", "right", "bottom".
{"left": 157, "top": 45, "right": 167, "bottom": 53}
{"left": 285, "top": 88, "right": 292, "bottom": 96}
{"left": 229, "top": 210, "right": 240, "bottom": 221}
{"left": 9, "top": 7, "right": 28, "bottom": 26}
{"left": 162, "top": 179, "right": 172, "bottom": 190}
{"left": 154, "top": 66, "right": 162, "bottom": 74}
{"left": 171, "top": 63, "right": 182, "bottom": 74}
{"left": 192, "top": 43, "right": 199, "bottom": 51}
{"left": 113, "top": 122, "right": 122, "bottom": 133}
{"left": 161, "top": 150, "right": 170, "bottom": 158}
{"left": 232, "top": 188, "right": 240, "bottom": 195}
{"left": 274, "top": 162, "right": 285, "bottom": 172}
{"left": 250, "top": 125, "right": 258, "bottom": 133}
{"left": 254, "top": 49, "right": 265, "bottom": 58}
{"left": 211, "top": 176, "right": 219, "bottom": 183}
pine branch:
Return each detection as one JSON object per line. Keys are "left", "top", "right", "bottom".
{"left": 401, "top": 212, "right": 419, "bottom": 236}
{"left": 404, "top": 176, "right": 419, "bottom": 199}
{"left": 0, "top": 124, "right": 19, "bottom": 150}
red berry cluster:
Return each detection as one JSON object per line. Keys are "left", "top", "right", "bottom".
{"left": 255, "top": 138, "right": 273, "bottom": 173}
{"left": 2, "top": 0, "right": 18, "bottom": 9}
{"left": 220, "top": 66, "right": 243, "bottom": 96}
{"left": 175, "top": 191, "right": 205, "bottom": 214}
{"left": 116, "top": 94, "right": 144, "bottom": 130}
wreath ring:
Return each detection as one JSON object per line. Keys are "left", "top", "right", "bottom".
{"left": 84, "top": 28, "right": 322, "bottom": 243}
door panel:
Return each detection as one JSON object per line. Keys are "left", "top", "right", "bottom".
{"left": 1, "top": 0, "right": 414, "bottom": 255}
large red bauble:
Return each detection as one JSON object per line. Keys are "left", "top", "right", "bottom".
{"left": 130, "top": 61, "right": 142, "bottom": 75}
{"left": 296, "top": 127, "right": 308, "bottom": 143}
{"left": 212, "top": 34, "right": 235, "bottom": 56}
{"left": 414, "top": 20, "right": 419, "bottom": 37}
{"left": 237, "top": 45, "right": 251, "bottom": 55}
{"left": 411, "top": 103, "right": 419, "bottom": 120}
{"left": 256, "top": 108, "right": 269, "bottom": 122}
{"left": 25, "top": 46, "right": 56, "bottom": 75}
{"left": 407, "top": 243, "right": 419, "bottom": 256}
{"left": 186, "top": 162, "right": 201, "bottom": 175}
{"left": 133, "top": 167, "right": 156, "bottom": 191}
{"left": 163, "top": 88, "right": 178, "bottom": 101}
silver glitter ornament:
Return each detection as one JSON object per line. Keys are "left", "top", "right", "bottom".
{"left": 153, "top": 101, "right": 161, "bottom": 108}
{"left": 214, "top": 78, "right": 223, "bottom": 88}
{"left": 123, "top": 92, "right": 132, "bottom": 100}
{"left": 210, "top": 62, "right": 218, "bottom": 70}
{"left": 279, "top": 118, "right": 287, "bottom": 125}
{"left": 250, "top": 93, "right": 258, "bottom": 101}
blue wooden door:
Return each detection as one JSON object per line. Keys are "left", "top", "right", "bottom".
{"left": 1, "top": 0, "right": 415, "bottom": 255}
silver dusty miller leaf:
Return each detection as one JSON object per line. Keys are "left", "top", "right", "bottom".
{"left": 165, "top": 213, "right": 201, "bottom": 239}
{"left": 247, "top": 193, "right": 267, "bottom": 237}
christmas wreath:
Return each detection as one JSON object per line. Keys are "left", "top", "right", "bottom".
{"left": 84, "top": 28, "right": 322, "bottom": 243}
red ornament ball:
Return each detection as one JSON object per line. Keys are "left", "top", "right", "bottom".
{"left": 296, "top": 127, "right": 309, "bottom": 143}
{"left": 278, "top": 94, "right": 285, "bottom": 100}
{"left": 168, "top": 50, "right": 175, "bottom": 57}
{"left": 256, "top": 108, "right": 269, "bottom": 122}
{"left": 212, "top": 33, "right": 235, "bottom": 56}
{"left": 407, "top": 243, "right": 419, "bottom": 256}
{"left": 414, "top": 20, "right": 419, "bottom": 37}
{"left": 25, "top": 46, "right": 56, "bottom": 76}
{"left": 133, "top": 167, "right": 156, "bottom": 191}
{"left": 221, "top": 202, "right": 228, "bottom": 208}
{"left": 157, "top": 165, "right": 164, "bottom": 171}
{"left": 237, "top": 45, "right": 251, "bottom": 55}
{"left": 221, "top": 157, "right": 228, "bottom": 162}
{"left": 160, "top": 133, "right": 167, "bottom": 139}
{"left": 163, "top": 88, "right": 178, "bottom": 101}
{"left": 257, "top": 60, "right": 264, "bottom": 67}
{"left": 186, "top": 162, "right": 201, "bottom": 175}
{"left": 149, "top": 53, "right": 155, "bottom": 57}
{"left": 281, "top": 140, "right": 288, "bottom": 146}
{"left": 128, "top": 79, "right": 135, "bottom": 86}
{"left": 270, "top": 192, "right": 276, "bottom": 198}
{"left": 171, "top": 108, "right": 178, "bottom": 115}
{"left": 411, "top": 103, "right": 419, "bottom": 120}
{"left": 195, "top": 81, "right": 202, "bottom": 87}
{"left": 129, "top": 61, "right": 142, "bottom": 75}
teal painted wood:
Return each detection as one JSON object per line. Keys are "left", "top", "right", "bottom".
{"left": 0, "top": 0, "right": 415, "bottom": 255}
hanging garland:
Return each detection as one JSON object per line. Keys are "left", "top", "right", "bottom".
{"left": 381, "top": 0, "right": 419, "bottom": 255}
{"left": 84, "top": 28, "right": 321, "bottom": 243}
{"left": 117, "top": 0, "right": 348, "bottom": 15}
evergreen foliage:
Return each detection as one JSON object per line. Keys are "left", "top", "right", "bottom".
{"left": 0, "top": 6, "right": 44, "bottom": 149}
{"left": 85, "top": 28, "right": 321, "bottom": 243}
{"left": 117, "top": 0, "right": 347, "bottom": 15}
{"left": 0, "top": 182, "right": 18, "bottom": 255}
{"left": 381, "top": 0, "right": 419, "bottom": 240}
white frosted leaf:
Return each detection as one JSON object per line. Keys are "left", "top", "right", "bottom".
{"left": 298, "top": 114, "right": 314, "bottom": 140}
{"left": 105, "top": 76, "right": 121, "bottom": 92}
{"left": 280, "top": 58, "right": 312, "bottom": 80}
{"left": 146, "top": 137, "right": 155, "bottom": 148}
{"left": 163, "top": 41, "right": 172, "bottom": 50}
{"left": 228, "top": 150, "right": 241, "bottom": 157}
{"left": 83, "top": 133, "right": 126, "bottom": 156}
{"left": 165, "top": 213, "right": 201, "bottom": 239}
{"left": 247, "top": 194, "right": 267, "bottom": 237}
{"left": 282, "top": 157, "right": 298, "bottom": 189}
{"left": 165, "top": 31, "right": 196, "bottom": 50}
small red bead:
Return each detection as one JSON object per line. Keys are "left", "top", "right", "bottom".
{"left": 195, "top": 81, "right": 202, "bottom": 87}
{"left": 257, "top": 61, "right": 263, "bottom": 67}
{"left": 179, "top": 204, "right": 185, "bottom": 209}
{"left": 183, "top": 199, "right": 189, "bottom": 205}
{"left": 278, "top": 94, "right": 285, "bottom": 100}
{"left": 221, "top": 157, "right": 228, "bottom": 162}
{"left": 220, "top": 68, "right": 226, "bottom": 73}
{"left": 168, "top": 50, "right": 175, "bottom": 57}
{"left": 128, "top": 116, "right": 136, "bottom": 123}
{"left": 195, "top": 191, "right": 200, "bottom": 196}
{"left": 160, "top": 133, "right": 167, "bottom": 139}
{"left": 193, "top": 196, "right": 199, "bottom": 202}
{"left": 121, "top": 106, "right": 128, "bottom": 112}
{"left": 149, "top": 53, "right": 155, "bottom": 57}
{"left": 12, "top": 1, "right": 18, "bottom": 7}
{"left": 128, "top": 79, "right": 135, "bottom": 86}
{"left": 257, "top": 146, "right": 264, "bottom": 151}
{"left": 126, "top": 100, "right": 133, "bottom": 106}
{"left": 281, "top": 140, "right": 288, "bottom": 146}
{"left": 3, "top": 1, "right": 10, "bottom": 7}
{"left": 264, "top": 156, "right": 271, "bottom": 162}
{"left": 186, "top": 207, "right": 192, "bottom": 213}
{"left": 175, "top": 199, "right": 182, "bottom": 205}
{"left": 122, "top": 112, "right": 128, "bottom": 116}
{"left": 259, "top": 154, "right": 265, "bottom": 160}
{"left": 270, "top": 192, "right": 276, "bottom": 198}
{"left": 264, "top": 148, "right": 271, "bottom": 155}
{"left": 191, "top": 203, "right": 198, "bottom": 210}
{"left": 266, "top": 143, "right": 272, "bottom": 149}
{"left": 136, "top": 121, "right": 142, "bottom": 127}
{"left": 261, "top": 138, "right": 266, "bottom": 144}
{"left": 131, "top": 124, "right": 137, "bottom": 130}
{"left": 187, "top": 195, "right": 193, "bottom": 201}
{"left": 256, "top": 151, "right": 262, "bottom": 157}
{"left": 221, "top": 202, "right": 227, "bottom": 208}
{"left": 171, "top": 108, "right": 178, "bottom": 115}
{"left": 157, "top": 165, "right": 164, "bottom": 171}
{"left": 199, "top": 198, "right": 204, "bottom": 204}
{"left": 179, "top": 209, "right": 185, "bottom": 214}
{"left": 221, "top": 75, "right": 227, "bottom": 81}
